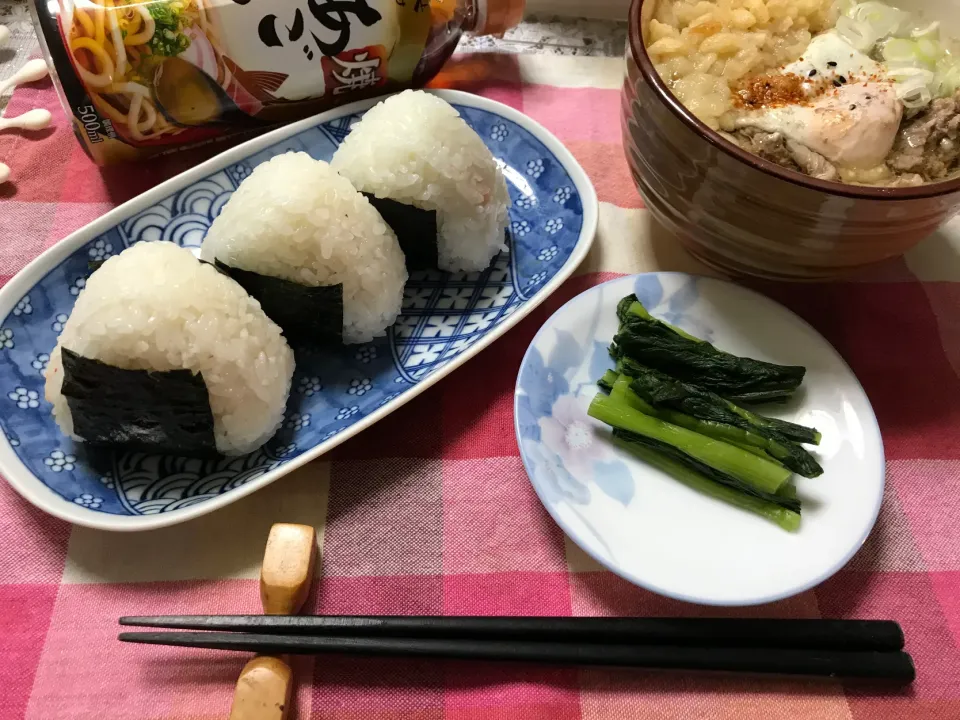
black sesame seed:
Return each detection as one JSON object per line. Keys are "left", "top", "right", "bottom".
{"left": 833, "top": 79, "right": 843, "bottom": 87}
{"left": 827, "top": 61, "right": 838, "bottom": 67}
{"left": 839, "top": 75, "right": 847, "bottom": 84}
{"left": 809, "top": 69, "right": 817, "bottom": 77}
{"left": 850, "top": 104, "right": 857, "bottom": 110}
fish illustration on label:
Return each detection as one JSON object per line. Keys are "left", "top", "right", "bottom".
{"left": 33, "top": 0, "right": 421, "bottom": 161}
{"left": 30, "top": 0, "right": 522, "bottom": 163}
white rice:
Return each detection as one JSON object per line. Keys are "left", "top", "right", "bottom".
{"left": 331, "top": 90, "right": 511, "bottom": 273}
{"left": 44, "top": 242, "right": 295, "bottom": 456}
{"left": 201, "top": 152, "right": 407, "bottom": 344}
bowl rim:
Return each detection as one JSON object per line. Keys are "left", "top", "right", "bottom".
{"left": 627, "top": 0, "right": 960, "bottom": 201}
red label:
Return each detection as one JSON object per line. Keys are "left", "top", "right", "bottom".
{"left": 321, "top": 45, "right": 388, "bottom": 97}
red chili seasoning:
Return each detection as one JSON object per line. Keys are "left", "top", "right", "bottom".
{"left": 732, "top": 72, "right": 808, "bottom": 109}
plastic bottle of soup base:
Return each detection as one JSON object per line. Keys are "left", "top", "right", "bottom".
{"left": 30, "top": 0, "right": 525, "bottom": 165}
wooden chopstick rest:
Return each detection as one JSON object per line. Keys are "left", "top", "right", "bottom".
{"left": 260, "top": 523, "right": 318, "bottom": 616}
{"left": 229, "top": 656, "right": 293, "bottom": 720}
{"left": 229, "top": 523, "right": 317, "bottom": 720}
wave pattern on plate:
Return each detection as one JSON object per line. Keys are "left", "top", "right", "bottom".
{"left": 0, "top": 104, "right": 585, "bottom": 517}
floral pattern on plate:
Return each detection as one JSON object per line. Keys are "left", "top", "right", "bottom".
{"left": 0, "top": 93, "right": 596, "bottom": 527}
{"left": 515, "top": 272, "right": 885, "bottom": 606}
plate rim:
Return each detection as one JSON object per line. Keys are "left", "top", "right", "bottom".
{"left": 513, "top": 271, "right": 886, "bottom": 607}
{"left": 0, "top": 89, "right": 599, "bottom": 531}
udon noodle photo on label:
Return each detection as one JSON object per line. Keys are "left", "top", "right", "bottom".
{"left": 31, "top": 0, "right": 453, "bottom": 163}
{"left": 64, "top": 0, "right": 220, "bottom": 142}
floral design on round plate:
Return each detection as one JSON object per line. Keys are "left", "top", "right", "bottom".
{"left": 515, "top": 272, "right": 885, "bottom": 606}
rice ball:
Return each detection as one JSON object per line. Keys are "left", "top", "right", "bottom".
{"left": 331, "top": 90, "right": 511, "bottom": 273}
{"left": 45, "top": 241, "right": 294, "bottom": 456}
{"left": 202, "top": 152, "right": 407, "bottom": 344}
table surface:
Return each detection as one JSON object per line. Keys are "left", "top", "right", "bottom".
{"left": 2, "top": 4, "right": 960, "bottom": 720}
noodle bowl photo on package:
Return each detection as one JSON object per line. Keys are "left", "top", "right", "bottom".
{"left": 60, "top": 0, "right": 217, "bottom": 142}
{"left": 31, "top": 0, "right": 529, "bottom": 163}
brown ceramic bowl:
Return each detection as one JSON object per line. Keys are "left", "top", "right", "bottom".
{"left": 623, "top": 0, "right": 960, "bottom": 279}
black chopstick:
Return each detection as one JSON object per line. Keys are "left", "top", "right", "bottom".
{"left": 118, "top": 616, "right": 905, "bottom": 652}
{"left": 116, "top": 631, "right": 915, "bottom": 682}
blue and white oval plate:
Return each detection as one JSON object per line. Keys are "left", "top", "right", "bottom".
{"left": 515, "top": 273, "right": 884, "bottom": 606}
{"left": 0, "top": 89, "right": 597, "bottom": 531}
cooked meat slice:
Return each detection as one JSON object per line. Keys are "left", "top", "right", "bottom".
{"left": 887, "top": 91, "right": 960, "bottom": 181}
{"left": 887, "top": 141, "right": 926, "bottom": 174}
{"left": 786, "top": 140, "right": 839, "bottom": 181}
{"left": 728, "top": 128, "right": 802, "bottom": 173}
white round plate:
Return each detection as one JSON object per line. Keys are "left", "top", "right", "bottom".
{"left": 514, "top": 273, "right": 884, "bottom": 606}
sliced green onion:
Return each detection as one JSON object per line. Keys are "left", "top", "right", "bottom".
{"left": 853, "top": 1, "right": 908, "bottom": 39}
{"left": 910, "top": 21, "right": 941, "bottom": 40}
{"left": 916, "top": 37, "right": 944, "bottom": 65}
{"left": 901, "top": 84, "right": 933, "bottom": 108}
{"left": 890, "top": 66, "right": 936, "bottom": 82}
{"left": 934, "top": 57, "right": 960, "bottom": 96}
{"left": 836, "top": 16, "right": 880, "bottom": 52}
{"left": 882, "top": 37, "right": 919, "bottom": 62}
{"left": 826, "top": 2, "right": 960, "bottom": 107}
{"left": 837, "top": 0, "right": 857, "bottom": 20}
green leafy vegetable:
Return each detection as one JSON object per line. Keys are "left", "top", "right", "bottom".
{"left": 623, "top": 365, "right": 822, "bottom": 477}
{"left": 613, "top": 434, "right": 801, "bottom": 531}
{"left": 612, "top": 294, "right": 806, "bottom": 404}
{"left": 616, "top": 297, "right": 703, "bottom": 343}
{"left": 609, "top": 374, "right": 784, "bottom": 463}
{"left": 147, "top": 1, "right": 192, "bottom": 57}
{"left": 588, "top": 391, "right": 790, "bottom": 495}
{"left": 597, "top": 369, "right": 618, "bottom": 394}
{"left": 617, "top": 357, "right": 820, "bottom": 445}
{"left": 611, "top": 430, "right": 799, "bottom": 513}
{"left": 585, "top": 292, "right": 821, "bottom": 532}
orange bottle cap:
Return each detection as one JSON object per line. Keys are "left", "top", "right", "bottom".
{"left": 474, "top": 0, "right": 525, "bottom": 37}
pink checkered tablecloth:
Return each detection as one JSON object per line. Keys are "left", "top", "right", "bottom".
{"left": 2, "top": 50, "right": 960, "bottom": 720}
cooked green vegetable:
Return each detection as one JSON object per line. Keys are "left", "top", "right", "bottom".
{"left": 610, "top": 374, "right": 782, "bottom": 463}
{"left": 586, "top": 292, "right": 821, "bottom": 531}
{"left": 597, "top": 369, "right": 618, "bottom": 394}
{"left": 776, "top": 482, "right": 798, "bottom": 501}
{"left": 613, "top": 294, "right": 806, "bottom": 403}
{"left": 613, "top": 434, "right": 801, "bottom": 531}
{"left": 624, "top": 365, "right": 823, "bottom": 478}
{"left": 617, "top": 297, "right": 703, "bottom": 343}
{"left": 588, "top": 391, "right": 790, "bottom": 495}
{"left": 147, "top": 1, "right": 192, "bottom": 57}
{"left": 616, "top": 355, "right": 819, "bottom": 446}
{"left": 611, "top": 430, "right": 799, "bottom": 513}
{"left": 724, "top": 395, "right": 822, "bottom": 446}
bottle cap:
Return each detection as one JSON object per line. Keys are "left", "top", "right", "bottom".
{"left": 473, "top": 0, "right": 525, "bottom": 37}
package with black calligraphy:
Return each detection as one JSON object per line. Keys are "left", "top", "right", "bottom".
{"left": 30, "top": 0, "right": 523, "bottom": 164}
